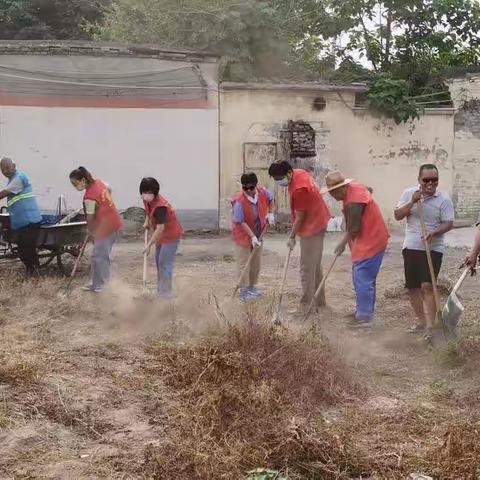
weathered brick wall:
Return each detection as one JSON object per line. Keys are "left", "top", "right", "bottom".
{"left": 452, "top": 99, "right": 480, "bottom": 220}
{"left": 449, "top": 75, "right": 480, "bottom": 220}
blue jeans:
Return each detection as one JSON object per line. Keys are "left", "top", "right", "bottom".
{"left": 155, "top": 241, "right": 180, "bottom": 298}
{"left": 91, "top": 230, "right": 119, "bottom": 289}
{"left": 352, "top": 250, "right": 385, "bottom": 321}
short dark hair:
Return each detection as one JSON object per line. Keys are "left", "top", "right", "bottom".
{"left": 69, "top": 166, "right": 94, "bottom": 185}
{"left": 268, "top": 160, "right": 292, "bottom": 178}
{"left": 139, "top": 177, "right": 160, "bottom": 196}
{"left": 418, "top": 164, "right": 438, "bottom": 176}
{"left": 241, "top": 172, "right": 258, "bottom": 186}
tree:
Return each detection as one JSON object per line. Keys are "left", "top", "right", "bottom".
{"left": 0, "top": 0, "right": 110, "bottom": 40}
{"left": 92, "top": 0, "right": 335, "bottom": 81}
{"left": 320, "top": 0, "right": 480, "bottom": 121}
{"left": 0, "top": 0, "right": 44, "bottom": 38}
{"left": 328, "top": 0, "right": 480, "bottom": 82}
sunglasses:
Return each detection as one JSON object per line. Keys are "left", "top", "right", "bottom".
{"left": 242, "top": 185, "right": 256, "bottom": 191}
{"left": 422, "top": 177, "right": 439, "bottom": 184}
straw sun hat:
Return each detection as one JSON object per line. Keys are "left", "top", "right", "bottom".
{"left": 320, "top": 170, "right": 353, "bottom": 194}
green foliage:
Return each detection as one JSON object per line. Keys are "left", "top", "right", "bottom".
{"left": 0, "top": 0, "right": 42, "bottom": 38}
{"left": 91, "top": 0, "right": 335, "bottom": 81}
{"left": 367, "top": 74, "right": 420, "bottom": 124}
{"left": 328, "top": 0, "right": 480, "bottom": 83}
{"left": 247, "top": 468, "right": 288, "bottom": 480}
{"left": 328, "top": 57, "right": 374, "bottom": 83}
{"left": 0, "top": 0, "right": 110, "bottom": 40}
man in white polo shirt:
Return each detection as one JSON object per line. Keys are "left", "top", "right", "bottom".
{"left": 394, "top": 164, "right": 454, "bottom": 336}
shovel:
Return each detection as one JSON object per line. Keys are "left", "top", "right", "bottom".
{"left": 441, "top": 266, "right": 472, "bottom": 339}
{"left": 232, "top": 223, "right": 269, "bottom": 299}
{"left": 143, "top": 229, "right": 149, "bottom": 291}
{"left": 271, "top": 247, "right": 292, "bottom": 326}
{"left": 302, "top": 254, "right": 339, "bottom": 324}
{"left": 63, "top": 233, "right": 90, "bottom": 293}
{"left": 417, "top": 200, "right": 447, "bottom": 343}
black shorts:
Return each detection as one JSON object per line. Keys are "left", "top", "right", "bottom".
{"left": 403, "top": 248, "right": 443, "bottom": 290}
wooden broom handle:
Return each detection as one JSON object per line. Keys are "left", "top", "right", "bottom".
{"left": 417, "top": 199, "right": 442, "bottom": 314}
{"left": 143, "top": 229, "right": 148, "bottom": 287}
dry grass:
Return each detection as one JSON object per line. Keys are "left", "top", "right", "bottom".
{"left": 2, "top": 244, "right": 480, "bottom": 479}
{"left": 0, "top": 352, "right": 41, "bottom": 386}
{"left": 327, "top": 403, "right": 480, "bottom": 480}
{"left": 142, "top": 312, "right": 366, "bottom": 479}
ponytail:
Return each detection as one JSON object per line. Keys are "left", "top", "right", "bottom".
{"left": 69, "top": 166, "right": 94, "bottom": 186}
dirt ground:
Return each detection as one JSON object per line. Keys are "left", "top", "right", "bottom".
{"left": 1, "top": 232, "right": 480, "bottom": 479}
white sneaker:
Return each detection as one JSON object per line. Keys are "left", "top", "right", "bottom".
{"left": 82, "top": 285, "right": 102, "bottom": 293}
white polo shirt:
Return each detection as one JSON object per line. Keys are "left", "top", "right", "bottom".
{"left": 397, "top": 187, "right": 455, "bottom": 254}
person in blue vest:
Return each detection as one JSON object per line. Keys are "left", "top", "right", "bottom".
{"left": 0, "top": 157, "right": 42, "bottom": 276}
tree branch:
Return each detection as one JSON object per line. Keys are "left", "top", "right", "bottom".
{"left": 383, "top": 9, "right": 393, "bottom": 69}
{"left": 359, "top": 14, "right": 379, "bottom": 72}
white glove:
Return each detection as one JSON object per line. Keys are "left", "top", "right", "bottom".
{"left": 251, "top": 236, "right": 262, "bottom": 248}
{"left": 267, "top": 212, "right": 275, "bottom": 226}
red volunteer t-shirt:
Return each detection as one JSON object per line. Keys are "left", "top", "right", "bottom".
{"left": 83, "top": 179, "right": 123, "bottom": 240}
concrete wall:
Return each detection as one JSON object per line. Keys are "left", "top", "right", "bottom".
{"left": 219, "top": 86, "right": 455, "bottom": 229}
{"left": 0, "top": 51, "right": 219, "bottom": 229}
{"left": 449, "top": 75, "right": 480, "bottom": 220}
{"left": 0, "top": 106, "right": 218, "bottom": 228}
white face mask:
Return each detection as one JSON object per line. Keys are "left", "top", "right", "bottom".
{"left": 276, "top": 177, "right": 289, "bottom": 187}
{"left": 142, "top": 193, "right": 155, "bottom": 203}
{"left": 71, "top": 179, "right": 86, "bottom": 191}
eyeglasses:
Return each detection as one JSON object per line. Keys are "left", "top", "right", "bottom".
{"left": 422, "top": 177, "right": 439, "bottom": 184}
{"left": 242, "top": 185, "right": 256, "bottom": 191}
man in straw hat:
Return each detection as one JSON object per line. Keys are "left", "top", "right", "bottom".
{"left": 394, "top": 164, "right": 454, "bottom": 336}
{"left": 322, "top": 171, "right": 389, "bottom": 328}
{"left": 268, "top": 161, "right": 331, "bottom": 315}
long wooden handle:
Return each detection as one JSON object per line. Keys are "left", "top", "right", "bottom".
{"left": 70, "top": 234, "right": 89, "bottom": 279}
{"left": 143, "top": 230, "right": 148, "bottom": 287}
{"left": 276, "top": 248, "right": 292, "bottom": 310}
{"left": 232, "top": 222, "right": 269, "bottom": 298}
{"left": 232, "top": 248, "right": 256, "bottom": 298}
{"left": 417, "top": 200, "right": 442, "bottom": 314}
{"left": 303, "top": 254, "right": 339, "bottom": 322}
{"left": 452, "top": 267, "right": 470, "bottom": 296}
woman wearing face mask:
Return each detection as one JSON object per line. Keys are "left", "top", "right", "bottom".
{"left": 69, "top": 166, "right": 123, "bottom": 293}
{"left": 231, "top": 172, "right": 275, "bottom": 301}
{"left": 140, "top": 177, "right": 183, "bottom": 299}
{"left": 268, "top": 161, "right": 331, "bottom": 316}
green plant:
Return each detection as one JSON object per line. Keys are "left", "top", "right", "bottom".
{"left": 247, "top": 468, "right": 288, "bottom": 480}
{"left": 367, "top": 74, "right": 420, "bottom": 124}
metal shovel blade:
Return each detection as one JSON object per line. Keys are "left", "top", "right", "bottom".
{"left": 442, "top": 291, "right": 464, "bottom": 335}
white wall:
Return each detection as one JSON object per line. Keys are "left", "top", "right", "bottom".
{"left": 220, "top": 87, "right": 455, "bottom": 229}
{"left": 0, "top": 106, "right": 219, "bottom": 226}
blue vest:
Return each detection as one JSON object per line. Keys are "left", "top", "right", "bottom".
{"left": 6, "top": 171, "right": 42, "bottom": 231}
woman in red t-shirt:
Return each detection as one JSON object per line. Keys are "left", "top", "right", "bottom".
{"left": 140, "top": 177, "right": 183, "bottom": 299}
{"left": 69, "top": 166, "right": 123, "bottom": 293}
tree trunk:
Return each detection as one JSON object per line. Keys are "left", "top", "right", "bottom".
{"left": 382, "top": 9, "right": 393, "bottom": 70}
